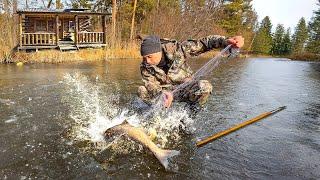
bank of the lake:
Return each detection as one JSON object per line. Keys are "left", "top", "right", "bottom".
{"left": 288, "top": 53, "right": 320, "bottom": 62}
{"left": 1, "top": 47, "right": 319, "bottom": 64}
{"left": 247, "top": 53, "right": 320, "bottom": 62}
{"left": 1, "top": 43, "right": 141, "bottom": 64}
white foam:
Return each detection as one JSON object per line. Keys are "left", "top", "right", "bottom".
{"left": 63, "top": 73, "right": 138, "bottom": 145}
{"left": 142, "top": 107, "right": 194, "bottom": 147}
{"left": 5, "top": 115, "right": 17, "bottom": 123}
{"left": 62, "top": 72, "right": 194, "bottom": 151}
{"left": 0, "top": 98, "right": 15, "bottom": 106}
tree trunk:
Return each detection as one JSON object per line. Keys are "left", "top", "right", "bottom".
{"left": 152, "top": 0, "right": 160, "bottom": 33}
{"left": 47, "top": 0, "right": 53, "bottom": 9}
{"left": 4, "top": 0, "right": 9, "bottom": 13}
{"left": 13, "top": 0, "right": 18, "bottom": 47}
{"left": 130, "top": 0, "right": 138, "bottom": 40}
{"left": 112, "top": 0, "right": 117, "bottom": 46}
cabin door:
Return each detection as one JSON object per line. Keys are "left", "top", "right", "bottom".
{"left": 59, "top": 18, "right": 75, "bottom": 42}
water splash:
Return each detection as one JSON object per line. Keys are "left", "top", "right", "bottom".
{"left": 141, "top": 106, "right": 194, "bottom": 148}
{"left": 62, "top": 72, "right": 193, "bottom": 152}
{"left": 63, "top": 73, "right": 123, "bottom": 143}
{"left": 5, "top": 115, "right": 17, "bottom": 123}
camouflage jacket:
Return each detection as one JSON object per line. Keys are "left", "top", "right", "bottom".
{"left": 140, "top": 35, "right": 228, "bottom": 98}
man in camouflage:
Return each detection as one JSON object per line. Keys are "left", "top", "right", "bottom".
{"left": 138, "top": 35, "right": 244, "bottom": 108}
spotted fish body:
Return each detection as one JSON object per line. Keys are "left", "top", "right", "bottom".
{"left": 105, "top": 123, "right": 180, "bottom": 170}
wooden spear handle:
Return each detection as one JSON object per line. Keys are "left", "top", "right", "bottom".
{"left": 196, "top": 106, "right": 286, "bottom": 147}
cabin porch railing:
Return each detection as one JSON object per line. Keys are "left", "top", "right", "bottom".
{"left": 21, "top": 33, "right": 56, "bottom": 46}
{"left": 77, "top": 32, "right": 104, "bottom": 44}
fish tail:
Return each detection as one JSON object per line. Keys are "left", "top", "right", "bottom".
{"left": 155, "top": 149, "right": 180, "bottom": 170}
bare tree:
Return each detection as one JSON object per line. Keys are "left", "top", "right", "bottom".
{"left": 4, "top": 0, "right": 9, "bottom": 13}
{"left": 47, "top": 0, "right": 52, "bottom": 8}
{"left": 111, "top": 0, "right": 116, "bottom": 45}
{"left": 129, "top": 0, "right": 137, "bottom": 40}
{"left": 151, "top": 0, "right": 160, "bottom": 32}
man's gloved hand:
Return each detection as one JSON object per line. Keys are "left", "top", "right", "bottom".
{"left": 163, "top": 91, "right": 173, "bottom": 108}
{"left": 227, "top": 36, "right": 244, "bottom": 48}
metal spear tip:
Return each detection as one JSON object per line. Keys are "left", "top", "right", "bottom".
{"left": 270, "top": 106, "right": 287, "bottom": 113}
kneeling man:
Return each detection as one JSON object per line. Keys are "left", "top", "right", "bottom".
{"left": 137, "top": 35, "right": 244, "bottom": 108}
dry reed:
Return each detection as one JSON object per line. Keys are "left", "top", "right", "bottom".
{"left": 288, "top": 52, "right": 320, "bottom": 61}
{"left": 9, "top": 42, "right": 141, "bottom": 64}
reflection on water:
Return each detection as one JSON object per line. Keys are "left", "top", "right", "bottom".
{"left": 0, "top": 58, "right": 319, "bottom": 179}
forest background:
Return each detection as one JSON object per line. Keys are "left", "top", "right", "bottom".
{"left": 0, "top": 0, "right": 319, "bottom": 62}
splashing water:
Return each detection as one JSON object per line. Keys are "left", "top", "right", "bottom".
{"left": 141, "top": 106, "right": 195, "bottom": 148}
{"left": 63, "top": 73, "right": 140, "bottom": 142}
{"left": 62, "top": 72, "right": 194, "bottom": 152}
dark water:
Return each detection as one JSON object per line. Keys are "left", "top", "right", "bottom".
{"left": 0, "top": 58, "right": 319, "bottom": 179}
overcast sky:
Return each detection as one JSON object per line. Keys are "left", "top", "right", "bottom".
{"left": 252, "top": 0, "right": 319, "bottom": 31}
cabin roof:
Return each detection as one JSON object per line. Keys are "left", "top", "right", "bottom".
{"left": 17, "top": 8, "right": 110, "bottom": 16}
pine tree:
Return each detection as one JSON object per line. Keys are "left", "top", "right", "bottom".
{"left": 252, "top": 16, "right": 273, "bottom": 54}
{"left": 282, "top": 28, "right": 292, "bottom": 55}
{"left": 292, "top": 18, "right": 308, "bottom": 54}
{"left": 270, "top": 24, "right": 285, "bottom": 55}
{"left": 219, "top": 0, "right": 244, "bottom": 34}
{"left": 306, "top": 0, "right": 320, "bottom": 54}
{"left": 219, "top": 0, "right": 257, "bottom": 35}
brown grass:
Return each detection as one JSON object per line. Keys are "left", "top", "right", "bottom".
{"left": 288, "top": 52, "right": 320, "bottom": 62}
{"left": 7, "top": 42, "right": 141, "bottom": 64}
{"left": 195, "top": 50, "right": 220, "bottom": 58}
{"left": 0, "top": 14, "right": 17, "bottom": 63}
{"left": 12, "top": 49, "right": 106, "bottom": 63}
{"left": 244, "top": 53, "right": 320, "bottom": 61}
{"left": 0, "top": 47, "right": 13, "bottom": 63}
{"left": 105, "top": 41, "right": 140, "bottom": 59}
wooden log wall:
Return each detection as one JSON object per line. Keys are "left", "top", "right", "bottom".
{"left": 22, "top": 17, "right": 55, "bottom": 33}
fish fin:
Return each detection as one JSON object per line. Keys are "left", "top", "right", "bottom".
{"left": 155, "top": 150, "right": 180, "bottom": 170}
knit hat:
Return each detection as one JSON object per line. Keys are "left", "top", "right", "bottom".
{"left": 140, "top": 35, "right": 162, "bottom": 56}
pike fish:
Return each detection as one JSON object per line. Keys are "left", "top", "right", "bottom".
{"left": 105, "top": 122, "right": 180, "bottom": 170}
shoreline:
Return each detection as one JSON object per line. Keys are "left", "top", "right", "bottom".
{"left": 241, "top": 54, "right": 320, "bottom": 62}
{"left": 1, "top": 49, "right": 319, "bottom": 64}
{"left": 0, "top": 41, "right": 141, "bottom": 64}
{"left": 4, "top": 47, "right": 141, "bottom": 64}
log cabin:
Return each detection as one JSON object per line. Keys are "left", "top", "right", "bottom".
{"left": 16, "top": 8, "right": 111, "bottom": 51}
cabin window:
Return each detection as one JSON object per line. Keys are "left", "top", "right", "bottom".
{"left": 48, "top": 20, "right": 54, "bottom": 32}
{"left": 36, "top": 20, "right": 47, "bottom": 32}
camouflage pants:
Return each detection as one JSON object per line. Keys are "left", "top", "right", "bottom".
{"left": 138, "top": 80, "right": 213, "bottom": 106}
